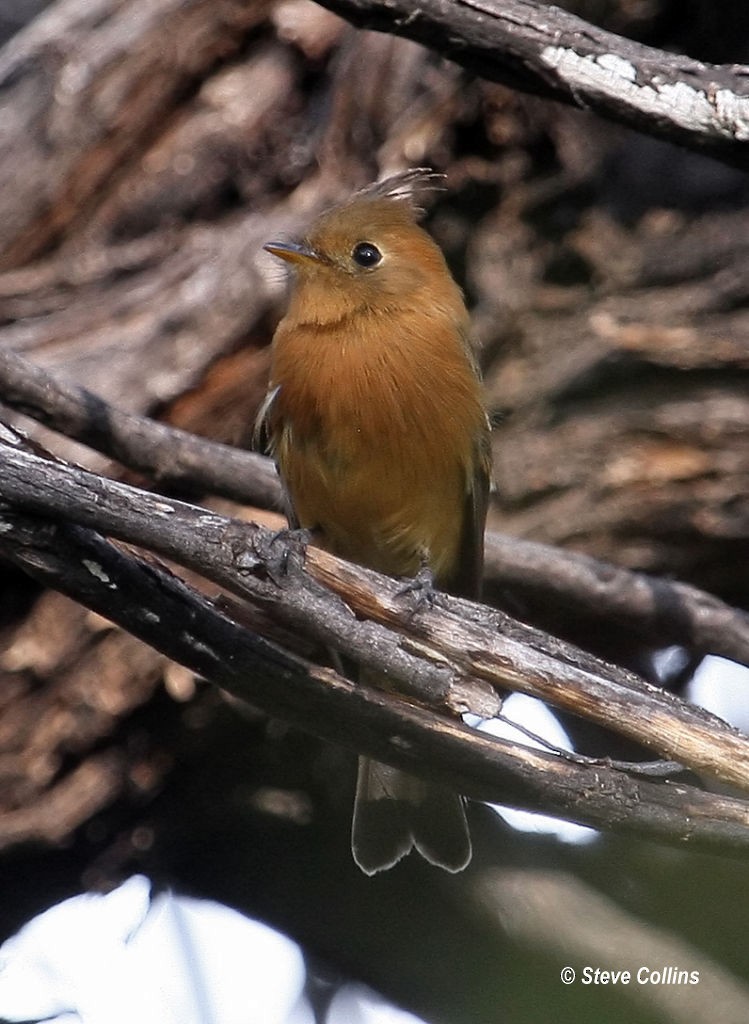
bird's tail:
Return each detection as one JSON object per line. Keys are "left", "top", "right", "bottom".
{"left": 351, "top": 756, "right": 471, "bottom": 875}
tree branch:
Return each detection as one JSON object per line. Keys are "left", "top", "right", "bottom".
{"left": 483, "top": 532, "right": 749, "bottom": 670}
{"left": 315, "top": 0, "right": 749, "bottom": 166}
{"left": 3, "top": 498, "right": 749, "bottom": 855}
{"left": 0, "top": 343, "right": 281, "bottom": 507}
{"left": 2, "top": 426, "right": 749, "bottom": 801}
{"left": 3, "top": 344, "right": 749, "bottom": 672}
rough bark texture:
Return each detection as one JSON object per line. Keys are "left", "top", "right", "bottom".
{"left": 315, "top": 0, "right": 749, "bottom": 165}
{"left": 2, "top": 1, "right": 749, "bottom": 1020}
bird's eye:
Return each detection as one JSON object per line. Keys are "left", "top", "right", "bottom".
{"left": 351, "top": 242, "right": 382, "bottom": 268}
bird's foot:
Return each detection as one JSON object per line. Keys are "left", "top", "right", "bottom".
{"left": 396, "top": 564, "right": 441, "bottom": 616}
{"left": 254, "top": 526, "right": 313, "bottom": 586}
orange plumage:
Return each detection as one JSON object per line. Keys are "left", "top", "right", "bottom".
{"left": 263, "top": 170, "right": 491, "bottom": 874}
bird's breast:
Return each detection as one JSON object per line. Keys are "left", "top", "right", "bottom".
{"left": 269, "top": 311, "right": 485, "bottom": 579}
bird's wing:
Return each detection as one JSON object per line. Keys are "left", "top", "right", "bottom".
{"left": 452, "top": 421, "right": 492, "bottom": 600}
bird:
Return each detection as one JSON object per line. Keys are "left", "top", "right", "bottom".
{"left": 261, "top": 168, "right": 491, "bottom": 874}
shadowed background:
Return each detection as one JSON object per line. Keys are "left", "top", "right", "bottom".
{"left": 1, "top": 2, "right": 749, "bottom": 1022}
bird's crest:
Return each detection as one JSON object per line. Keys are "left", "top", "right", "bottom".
{"left": 352, "top": 168, "right": 446, "bottom": 216}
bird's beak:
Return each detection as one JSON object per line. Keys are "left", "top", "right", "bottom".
{"left": 264, "top": 240, "right": 321, "bottom": 266}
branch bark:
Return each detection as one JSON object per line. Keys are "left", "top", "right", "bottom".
{"left": 3, "top": 344, "right": 749, "bottom": 672}
{"left": 314, "top": 0, "right": 749, "bottom": 166}
{"left": 0, "top": 343, "right": 281, "bottom": 506}
{"left": 3, "top": 497, "right": 749, "bottom": 855}
{"left": 2, "top": 426, "right": 749, "bottom": 802}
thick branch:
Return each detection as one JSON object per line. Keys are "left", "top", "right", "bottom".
{"left": 2, "top": 429, "right": 749, "bottom": 798}
{"left": 3, "top": 347, "right": 749, "bottom": 672}
{"left": 0, "top": 344, "right": 281, "bottom": 506}
{"left": 483, "top": 533, "right": 749, "bottom": 670}
{"left": 316, "top": 0, "right": 749, "bottom": 166}
{"left": 3, "top": 503, "right": 749, "bottom": 855}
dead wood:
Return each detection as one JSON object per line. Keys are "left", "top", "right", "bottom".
{"left": 3, "top": 425, "right": 749, "bottom": 859}
{"left": 1, "top": 0, "right": 749, "bottom": 871}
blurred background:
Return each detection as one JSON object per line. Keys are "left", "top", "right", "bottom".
{"left": 1, "top": 1, "right": 749, "bottom": 1021}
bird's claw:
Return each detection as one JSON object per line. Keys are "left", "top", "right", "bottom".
{"left": 396, "top": 564, "right": 440, "bottom": 616}
{"left": 254, "top": 526, "right": 312, "bottom": 586}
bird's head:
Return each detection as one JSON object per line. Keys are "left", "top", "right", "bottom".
{"left": 265, "top": 169, "right": 464, "bottom": 326}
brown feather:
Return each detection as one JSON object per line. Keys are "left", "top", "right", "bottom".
{"left": 263, "top": 169, "right": 491, "bottom": 873}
